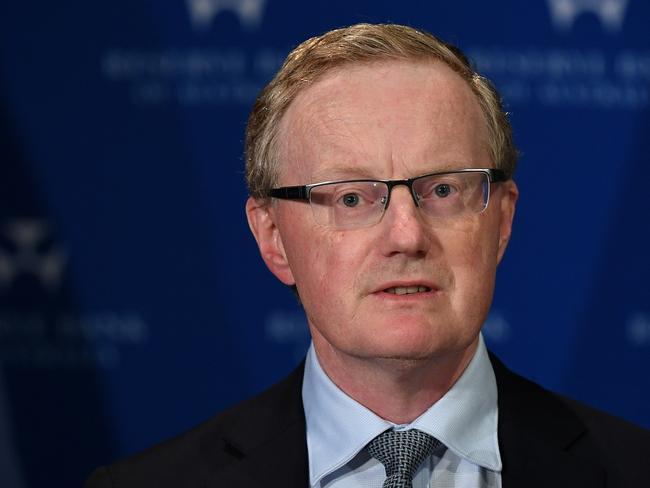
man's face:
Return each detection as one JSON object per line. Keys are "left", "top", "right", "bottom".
{"left": 248, "top": 60, "right": 517, "bottom": 367}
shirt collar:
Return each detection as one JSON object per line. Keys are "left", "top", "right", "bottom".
{"left": 302, "top": 334, "right": 501, "bottom": 487}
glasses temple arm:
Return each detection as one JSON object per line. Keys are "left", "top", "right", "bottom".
{"left": 268, "top": 185, "right": 309, "bottom": 200}
{"left": 490, "top": 169, "right": 510, "bottom": 182}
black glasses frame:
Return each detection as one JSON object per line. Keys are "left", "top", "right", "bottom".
{"left": 268, "top": 168, "right": 509, "bottom": 209}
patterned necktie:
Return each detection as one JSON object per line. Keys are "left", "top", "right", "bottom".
{"left": 367, "top": 429, "right": 440, "bottom": 488}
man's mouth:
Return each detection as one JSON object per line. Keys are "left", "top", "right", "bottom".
{"left": 383, "top": 285, "right": 431, "bottom": 295}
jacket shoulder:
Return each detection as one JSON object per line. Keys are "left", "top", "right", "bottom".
{"left": 86, "top": 362, "right": 306, "bottom": 488}
{"left": 560, "top": 395, "right": 650, "bottom": 462}
{"left": 490, "top": 352, "right": 650, "bottom": 487}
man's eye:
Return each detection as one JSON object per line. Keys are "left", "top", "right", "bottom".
{"left": 434, "top": 184, "right": 455, "bottom": 198}
{"left": 340, "top": 193, "right": 361, "bottom": 207}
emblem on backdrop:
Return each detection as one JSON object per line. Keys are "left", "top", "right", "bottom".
{"left": 104, "top": 0, "right": 282, "bottom": 107}
{"left": 186, "top": 0, "right": 267, "bottom": 30}
{"left": 547, "top": 0, "right": 630, "bottom": 32}
{"left": 0, "top": 219, "right": 66, "bottom": 293}
{"left": 627, "top": 313, "right": 650, "bottom": 346}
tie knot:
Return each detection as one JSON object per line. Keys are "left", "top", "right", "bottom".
{"left": 367, "top": 429, "right": 440, "bottom": 487}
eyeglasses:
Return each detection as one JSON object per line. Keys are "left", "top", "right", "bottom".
{"left": 268, "top": 168, "right": 509, "bottom": 230}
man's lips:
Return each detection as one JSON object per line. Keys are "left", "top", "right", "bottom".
{"left": 372, "top": 281, "right": 438, "bottom": 296}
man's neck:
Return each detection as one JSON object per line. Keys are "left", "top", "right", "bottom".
{"left": 311, "top": 336, "right": 480, "bottom": 424}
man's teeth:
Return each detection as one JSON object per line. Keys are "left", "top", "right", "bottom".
{"left": 384, "top": 286, "right": 430, "bottom": 295}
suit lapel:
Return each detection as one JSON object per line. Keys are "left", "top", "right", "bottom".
{"left": 491, "top": 354, "right": 606, "bottom": 487}
{"left": 212, "top": 419, "right": 308, "bottom": 488}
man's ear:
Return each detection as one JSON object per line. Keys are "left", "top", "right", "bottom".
{"left": 246, "top": 197, "right": 296, "bottom": 285}
{"left": 496, "top": 180, "right": 519, "bottom": 264}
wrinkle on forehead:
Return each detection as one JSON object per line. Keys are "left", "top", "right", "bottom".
{"left": 278, "top": 86, "right": 372, "bottom": 182}
{"left": 276, "top": 59, "right": 490, "bottom": 185}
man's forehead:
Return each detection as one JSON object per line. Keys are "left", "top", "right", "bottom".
{"left": 275, "top": 59, "right": 489, "bottom": 183}
{"left": 280, "top": 59, "right": 471, "bottom": 128}
{"left": 279, "top": 59, "right": 480, "bottom": 140}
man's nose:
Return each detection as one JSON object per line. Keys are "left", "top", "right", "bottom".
{"left": 379, "top": 186, "right": 431, "bottom": 257}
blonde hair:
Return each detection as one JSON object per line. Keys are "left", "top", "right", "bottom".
{"left": 245, "top": 23, "right": 517, "bottom": 198}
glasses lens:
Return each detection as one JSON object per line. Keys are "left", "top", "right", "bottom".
{"left": 309, "top": 181, "right": 388, "bottom": 229}
{"left": 413, "top": 171, "right": 489, "bottom": 218}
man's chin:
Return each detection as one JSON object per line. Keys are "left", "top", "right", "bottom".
{"left": 354, "top": 328, "right": 480, "bottom": 363}
{"left": 353, "top": 341, "right": 453, "bottom": 363}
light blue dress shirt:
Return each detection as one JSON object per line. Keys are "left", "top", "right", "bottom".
{"left": 302, "top": 334, "right": 502, "bottom": 488}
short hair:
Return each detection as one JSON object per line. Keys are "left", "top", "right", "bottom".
{"left": 245, "top": 23, "right": 517, "bottom": 199}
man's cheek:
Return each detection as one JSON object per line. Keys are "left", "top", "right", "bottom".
{"left": 322, "top": 233, "right": 362, "bottom": 271}
{"left": 454, "top": 223, "right": 497, "bottom": 267}
{"left": 444, "top": 235, "right": 485, "bottom": 270}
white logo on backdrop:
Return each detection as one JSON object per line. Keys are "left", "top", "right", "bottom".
{"left": 265, "top": 310, "right": 310, "bottom": 360}
{"left": 0, "top": 224, "right": 149, "bottom": 369}
{"left": 186, "top": 0, "right": 267, "bottom": 30}
{"left": 103, "top": 1, "right": 282, "bottom": 107}
{"left": 0, "top": 220, "right": 66, "bottom": 291}
{"left": 483, "top": 311, "right": 511, "bottom": 343}
{"left": 627, "top": 312, "right": 650, "bottom": 346}
{"left": 547, "top": 0, "right": 630, "bottom": 32}
{"left": 469, "top": 0, "right": 648, "bottom": 111}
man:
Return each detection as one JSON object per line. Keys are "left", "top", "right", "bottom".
{"left": 87, "top": 23, "right": 650, "bottom": 487}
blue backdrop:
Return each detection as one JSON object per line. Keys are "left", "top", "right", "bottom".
{"left": 0, "top": 1, "right": 648, "bottom": 487}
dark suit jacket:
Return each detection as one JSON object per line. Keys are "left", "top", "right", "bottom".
{"left": 86, "top": 354, "right": 650, "bottom": 487}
